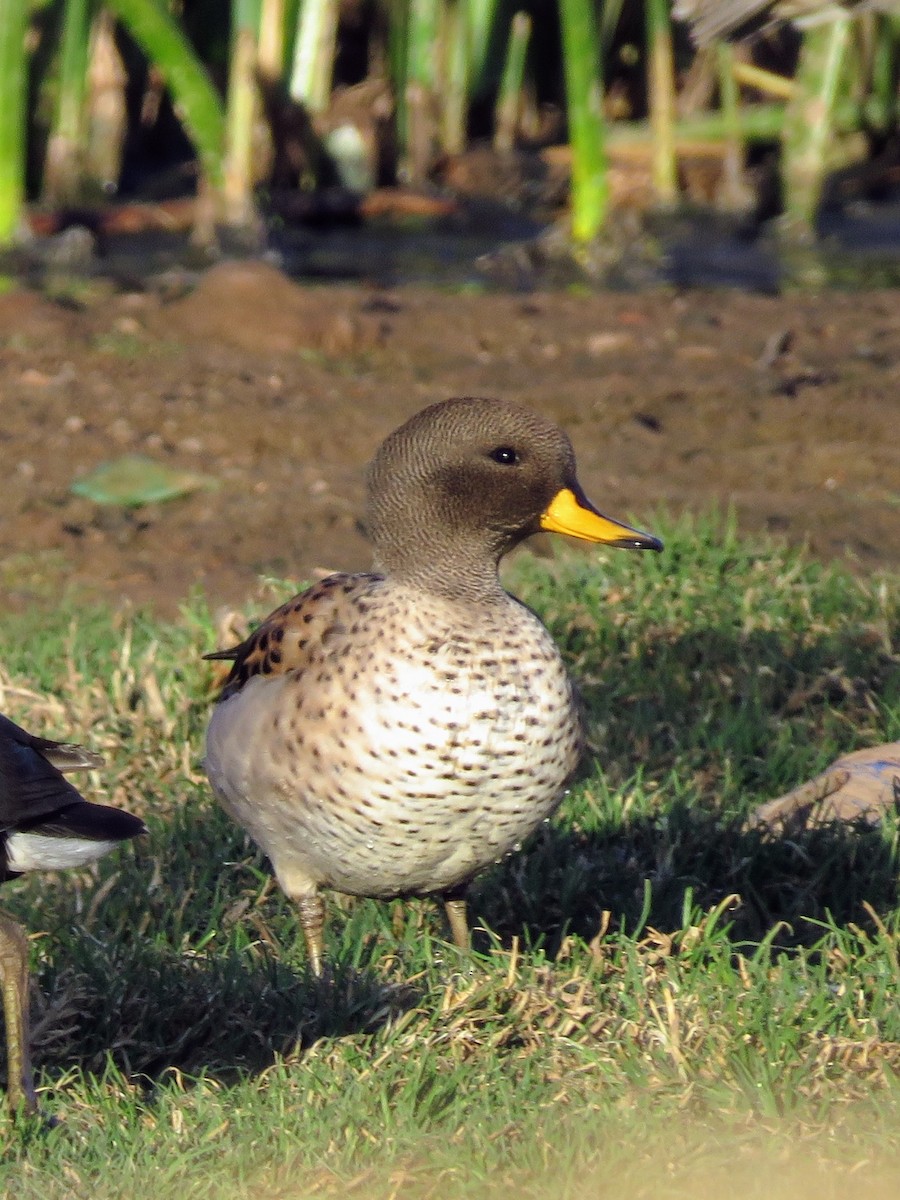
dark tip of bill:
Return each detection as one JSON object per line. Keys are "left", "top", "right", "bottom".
{"left": 616, "top": 533, "right": 664, "bottom": 552}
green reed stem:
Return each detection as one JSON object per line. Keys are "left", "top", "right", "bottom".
{"left": 0, "top": 0, "right": 28, "bottom": 245}
{"left": 106, "top": 0, "right": 226, "bottom": 191}
{"left": 403, "top": 0, "right": 440, "bottom": 181}
{"left": 494, "top": 11, "right": 531, "bottom": 153}
{"left": 441, "top": 0, "right": 470, "bottom": 156}
{"left": 467, "top": 0, "right": 501, "bottom": 98}
{"left": 781, "top": 14, "right": 853, "bottom": 235}
{"left": 559, "top": 0, "right": 608, "bottom": 241}
{"left": 867, "top": 14, "right": 899, "bottom": 132}
{"left": 289, "top": 0, "right": 339, "bottom": 112}
{"left": 223, "top": 0, "right": 260, "bottom": 227}
{"left": 388, "top": 0, "right": 410, "bottom": 161}
{"left": 645, "top": 0, "right": 677, "bottom": 205}
{"left": 715, "top": 41, "right": 749, "bottom": 210}
{"left": 258, "top": 0, "right": 285, "bottom": 82}
{"left": 599, "top": 0, "right": 625, "bottom": 54}
{"left": 43, "top": 0, "right": 94, "bottom": 205}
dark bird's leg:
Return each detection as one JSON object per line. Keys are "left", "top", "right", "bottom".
{"left": 297, "top": 894, "right": 326, "bottom": 978}
{"left": 0, "top": 912, "right": 38, "bottom": 1116}
{"left": 443, "top": 888, "right": 470, "bottom": 950}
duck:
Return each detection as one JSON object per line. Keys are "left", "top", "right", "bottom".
{"left": 204, "top": 397, "right": 662, "bottom": 975}
{"left": 0, "top": 712, "right": 145, "bottom": 1115}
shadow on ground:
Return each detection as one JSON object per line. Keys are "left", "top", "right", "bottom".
{"left": 10, "top": 607, "right": 897, "bottom": 1087}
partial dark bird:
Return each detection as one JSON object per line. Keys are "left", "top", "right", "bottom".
{"left": 673, "top": 0, "right": 895, "bottom": 46}
{"left": 205, "top": 397, "right": 662, "bottom": 976}
{"left": 0, "top": 713, "right": 144, "bottom": 1115}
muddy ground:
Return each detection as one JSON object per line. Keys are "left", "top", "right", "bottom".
{"left": 1, "top": 258, "right": 898, "bottom": 620}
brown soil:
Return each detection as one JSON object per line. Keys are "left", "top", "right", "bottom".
{"left": 1, "top": 259, "right": 898, "bottom": 619}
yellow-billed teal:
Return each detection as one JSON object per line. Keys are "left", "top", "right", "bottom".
{"left": 204, "top": 397, "right": 662, "bottom": 974}
{"left": 0, "top": 712, "right": 145, "bottom": 1115}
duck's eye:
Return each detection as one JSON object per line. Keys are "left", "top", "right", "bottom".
{"left": 488, "top": 446, "right": 519, "bottom": 466}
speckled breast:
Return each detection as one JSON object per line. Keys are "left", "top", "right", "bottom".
{"left": 205, "top": 583, "right": 583, "bottom": 898}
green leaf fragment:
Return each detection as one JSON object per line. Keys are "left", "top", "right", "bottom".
{"left": 71, "top": 455, "right": 219, "bottom": 506}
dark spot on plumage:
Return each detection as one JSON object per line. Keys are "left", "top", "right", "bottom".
{"left": 258, "top": 631, "right": 269, "bottom": 652}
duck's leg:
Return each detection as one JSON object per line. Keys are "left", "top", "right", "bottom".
{"left": 442, "top": 888, "right": 470, "bottom": 950}
{"left": 296, "top": 894, "right": 327, "bottom": 978}
{"left": 0, "top": 912, "right": 38, "bottom": 1116}
{"left": 274, "top": 865, "right": 328, "bottom": 978}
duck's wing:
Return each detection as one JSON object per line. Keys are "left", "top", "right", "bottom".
{"left": 205, "top": 573, "right": 381, "bottom": 701}
{"left": 0, "top": 712, "right": 100, "bottom": 831}
{"left": 15, "top": 800, "right": 146, "bottom": 844}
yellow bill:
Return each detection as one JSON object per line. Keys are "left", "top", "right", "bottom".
{"left": 540, "top": 487, "right": 663, "bottom": 552}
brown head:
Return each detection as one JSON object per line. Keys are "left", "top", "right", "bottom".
{"left": 365, "top": 397, "right": 661, "bottom": 601}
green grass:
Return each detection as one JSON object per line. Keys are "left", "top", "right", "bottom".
{"left": 1, "top": 513, "right": 899, "bottom": 1197}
